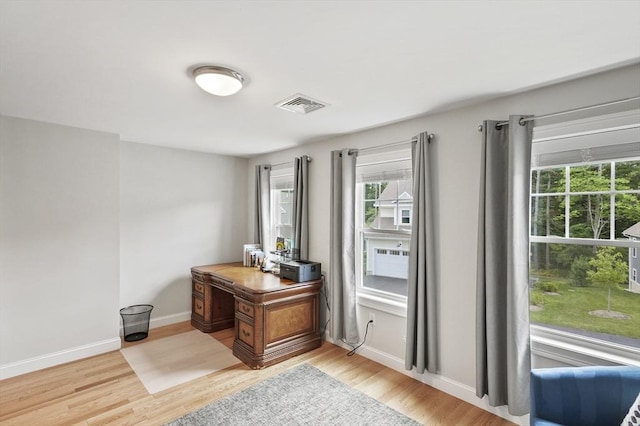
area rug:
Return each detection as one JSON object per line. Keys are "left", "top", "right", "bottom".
{"left": 121, "top": 330, "right": 239, "bottom": 394}
{"left": 165, "top": 363, "right": 420, "bottom": 425}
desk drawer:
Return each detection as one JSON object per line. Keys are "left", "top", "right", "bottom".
{"left": 237, "top": 301, "right": 254, "bottom": 318}
{"left": 193, "top": 296, "right": 205, "bottom": 317}
{"left": 238, "top": 320, "right": 254, "bottom": 348}
{"left": 193, "top": 280, "right": 205, "bottom": 295}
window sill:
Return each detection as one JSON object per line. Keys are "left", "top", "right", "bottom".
{"left": 353, "top": 300, "right": 640, "bottom": 367}
{"left": 531, "top": 325, "right": 640, "bottom": 367}
{"left": 356, "top": 291, "right": 407, "bottom": 317}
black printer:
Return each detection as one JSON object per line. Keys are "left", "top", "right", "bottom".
{"left": 279, "top": 260, "right": 321, "bottom": 282}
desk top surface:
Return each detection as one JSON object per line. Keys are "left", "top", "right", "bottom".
{"left": 191, "top": 262, "right": 322, "bottom": 294}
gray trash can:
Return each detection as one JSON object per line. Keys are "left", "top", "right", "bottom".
{"left": 120, "top": 304, "right": 153, "bottom": 341}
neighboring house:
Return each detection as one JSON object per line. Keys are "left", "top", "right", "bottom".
{"left": 365, "top": 181, "right": 412, "bottom": 279}
{"left": 373, "top": 180, "right": 413, "bottom": 227}
{"left": 623, "top": 222, "right": 640, "bottom": 294}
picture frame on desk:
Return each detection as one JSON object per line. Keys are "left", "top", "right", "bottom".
{"left": 251, "top": 250, "right": 264, "bottom": 268}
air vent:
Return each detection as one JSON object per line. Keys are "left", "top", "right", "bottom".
{"left": 275, "top": 93, "right": 328, "bottom": 114}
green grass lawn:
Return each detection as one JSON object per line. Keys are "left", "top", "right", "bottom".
{"left": 530, "top": 278, "right": 640, "bottom": 340}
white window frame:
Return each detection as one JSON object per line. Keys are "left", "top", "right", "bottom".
{"left": 269, "top": 166, "right": 294, "bottom": 251}
{"left": 530, "top": 110, "right": 640, "bottom": 367}
{"left": 354, "top": 148, "right": 412, "bottom": 314}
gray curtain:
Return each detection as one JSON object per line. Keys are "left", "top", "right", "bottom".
{"left": 476, "top": 115, "right": 533, "bottom": 416}
{"left": 405, "top": 132, "right": 437, "bottom": 374}
{"left": 292, "top": 155, "right": 310, "bottom": 260}
{"left": 330, "top": 149, "right": 359, "bottom": 345}
{"left": 254, "top": 164, "right": 271, "bottom": 254}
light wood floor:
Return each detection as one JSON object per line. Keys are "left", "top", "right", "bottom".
{"left": 0, "top": 322, "right": 514, "bottom": 425}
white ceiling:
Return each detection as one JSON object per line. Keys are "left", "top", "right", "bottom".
{"left": 1, "top": 1, "right": 639, "bottom": 157}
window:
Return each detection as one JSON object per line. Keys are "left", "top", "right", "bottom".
{"left": 270, "top": 166, "right": 294, "bottom": 246}
{"left": 355, "top": 147, "right": 412, "bottom": 300}
{"left": 401, "top": 209, "right": 411, "bottom": 224}
{"left": 633, "top": 247, "right": 638, "bottom": 258}
{"left": 529, "top": 110, "right": 640, "bottom": 354}
{"left": 633, "top": 269, "right": 638, "bottom": 282}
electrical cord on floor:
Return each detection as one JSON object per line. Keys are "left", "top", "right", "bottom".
{"left": 319, "top": 274, "right": 331, "bottom": 338}
{"left": 346, "top": 320, "right": 373, "bottom": 357}
{"left": 320, "top": 318, "right": 330, "bottom": 337}
{"left": 320, "top": 274, "right": 330, "bottom": 312}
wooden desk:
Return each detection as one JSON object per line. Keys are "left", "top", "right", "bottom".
{"left": 190, "top": 262, "right": 322, "bottom": 369}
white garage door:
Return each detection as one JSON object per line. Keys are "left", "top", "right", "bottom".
{"left": 373, "top": 248, "right": 409, "bottom": 279}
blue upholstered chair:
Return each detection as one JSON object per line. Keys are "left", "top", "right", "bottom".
{"left": 530, "top": 365, "right": 640, "bottom": 426}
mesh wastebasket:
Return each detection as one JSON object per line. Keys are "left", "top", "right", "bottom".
{"left": 120, "top": 304, "right": 153, "bottom": 342}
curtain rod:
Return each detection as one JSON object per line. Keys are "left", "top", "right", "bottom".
{"left": 356, "top": 133, "right": 435, "bottom": 154}
{"left": 480, "top": 96, "right": 640, "bottom": 130}
{"left": 270, "top": 162, "right": 290, "bottom": 168}
{"left": 270, "top": 155, "right": 312, "bottom": 168}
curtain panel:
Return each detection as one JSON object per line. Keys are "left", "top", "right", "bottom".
{"left": 476, "top": 116, "right": 533, "bottom": 416}
{"left": 405, "top": 131, "right": 438, "bottom": 374}
{"left": 329, "top": 149, "right": 359, "bottom": 345}
{"left": 292, "top": 155, "right": 310, "bottom": 261}
{"left": 254, "top": 164, "right": 271, "bottom": 254}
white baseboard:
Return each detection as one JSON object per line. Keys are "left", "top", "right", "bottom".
{"left": 326, "top": 336, "right": 528, "bottom": 426}
{"left": 0, "top": 337, "right": 121, "bottom": 380}
{"left": 119, "top": 310, "right": 192, "bottom": 336}
{"left": 150, "top": 310, "right": 191, "bottom": 329}
{"left": 3, "top": 311, "right": 192, "bottom": 381}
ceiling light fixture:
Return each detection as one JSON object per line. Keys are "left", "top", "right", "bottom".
{"left": 192, "top": 66, "right": 245, "bottom": 96}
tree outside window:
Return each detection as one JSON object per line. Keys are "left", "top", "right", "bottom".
{"left": 530, "top": 159, "right": 640, "bottom": 348}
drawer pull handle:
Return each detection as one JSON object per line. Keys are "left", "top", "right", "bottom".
{"left": 242, "top": 329, "right": 250, "bottom": 337}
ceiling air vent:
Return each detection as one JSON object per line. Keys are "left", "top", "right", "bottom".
{"left": 275, "top": 93, "right": 328, "bottom": 114}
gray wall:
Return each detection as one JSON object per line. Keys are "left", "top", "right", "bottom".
{"left": 246, "top": 64, "right": 640, "bottom": 423}
{"left": 0, "top": 117, "right": 121, "bottom": 375}
{"left": 119, "top": 141, "right": 248, "bottom": 322}
{"left": 0, "top": 118, "right": 249, "bottom": 378}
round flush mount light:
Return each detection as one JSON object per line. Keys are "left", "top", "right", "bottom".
{"left": 192, "top": 66, "right": 245, "bottom": 96}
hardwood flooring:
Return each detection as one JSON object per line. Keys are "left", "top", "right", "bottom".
{"left": 0, "top": 322, "right": 514, "bottom": 425}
